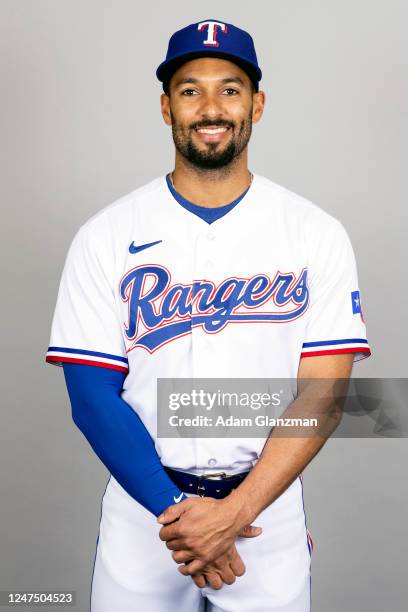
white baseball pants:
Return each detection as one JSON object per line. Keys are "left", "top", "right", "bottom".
{"left": 90, "top": 476, "right": 312, "bottom": 612}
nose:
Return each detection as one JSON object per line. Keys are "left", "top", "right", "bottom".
{"left": 197, "top": 91, "right": 225, "bottom": 121}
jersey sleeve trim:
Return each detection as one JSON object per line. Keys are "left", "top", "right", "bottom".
{"left": 45, "top": 347, "right": 129, "bottom": 373}
{"left": 300, "top": 338, "right": 371, "bottom": 360}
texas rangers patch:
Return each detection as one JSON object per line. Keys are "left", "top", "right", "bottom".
{"left": 351, "top": 290, "right": 365, "bottom": 322}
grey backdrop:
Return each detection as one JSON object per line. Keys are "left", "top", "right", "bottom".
{"left": 1, "top": 1, "right": 407, "bottom": 610}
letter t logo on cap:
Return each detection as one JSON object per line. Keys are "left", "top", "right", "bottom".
{"left": 197, "top": 20, "right": 228, "bottom": 47}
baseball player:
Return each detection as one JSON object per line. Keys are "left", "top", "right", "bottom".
{"left": 46, "top": 18, "right": 371, "bottom": 612}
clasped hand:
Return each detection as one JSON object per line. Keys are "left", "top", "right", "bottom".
{"left": 157, "top": 492, "right": 261, "bottom": 589}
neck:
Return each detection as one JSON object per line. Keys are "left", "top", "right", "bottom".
{"left": 171, "top": 150, "right": 252, "bottom": 208}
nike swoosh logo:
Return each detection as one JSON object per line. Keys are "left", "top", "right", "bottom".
{"left": 173, "top": 493, "right": 184, "bottom": 503}
{"left": 129, "top": 239, "right": 162, "bottom": 254}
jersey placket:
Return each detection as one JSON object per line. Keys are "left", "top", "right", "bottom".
{"left": 190, "top": 225, "right": 221, "bottom": 470}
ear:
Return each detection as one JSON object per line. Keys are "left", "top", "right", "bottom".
{"left": 160, "top": 93, "right": 172, "bottom": 126}
{"left": 252, "top": 90, "right": 266, "bottom": 124}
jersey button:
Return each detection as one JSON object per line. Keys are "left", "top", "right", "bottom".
{"left": 206, "top": 233, "right": 216, "bottom": 241}
{"left": 208, "top": 458, "right": 217, "bottom": 466}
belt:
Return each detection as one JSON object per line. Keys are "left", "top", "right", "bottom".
{"left": 164, "top": 467, "right": 250, "bottom": 499}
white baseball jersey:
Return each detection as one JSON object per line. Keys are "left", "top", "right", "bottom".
{"left": 46, "top": 173, "right": 371, "bottom": 609}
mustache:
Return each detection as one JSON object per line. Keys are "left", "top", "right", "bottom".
{"left": 189, "top": 119, "right": 235, "bottom": 130}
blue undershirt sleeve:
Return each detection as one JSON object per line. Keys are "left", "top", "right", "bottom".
{"left": 62, "top": 362, "right": 187, "bottom": 517}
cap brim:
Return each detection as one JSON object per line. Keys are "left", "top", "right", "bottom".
{"left": 156, "top": 50, "right": 262, "bottom": 91}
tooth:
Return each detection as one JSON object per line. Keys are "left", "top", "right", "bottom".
{"left": 198, "top": 127, "right": 228, "bottom": 133}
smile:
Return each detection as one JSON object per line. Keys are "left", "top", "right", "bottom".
{"left": 196, "top": 126, "right": 229, "bottom": 134}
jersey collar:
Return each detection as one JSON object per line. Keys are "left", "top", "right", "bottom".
{"left": 165, "top": 173, "right": 253, "bottom": 225}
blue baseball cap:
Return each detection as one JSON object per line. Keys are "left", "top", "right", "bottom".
{"left": 156, "top": 19, "right": 262, "bottom": 92}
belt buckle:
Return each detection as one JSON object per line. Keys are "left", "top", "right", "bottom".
{"left": 197, "top": 472, "right": 227, "bottom": 497}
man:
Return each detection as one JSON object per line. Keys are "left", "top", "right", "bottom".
{"left": 46, "top": 18, "right": 371, "bottom": 612}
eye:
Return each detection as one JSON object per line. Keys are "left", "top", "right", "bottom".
{"left": 223, "top": 88, "right": 239, "bottom": 95}
{"left": 181, "top": 89, "right": 198, "bottom": 96}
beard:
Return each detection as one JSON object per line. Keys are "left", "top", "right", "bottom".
{"left": 170, "top": 112, "right": 253, "bottom": 170}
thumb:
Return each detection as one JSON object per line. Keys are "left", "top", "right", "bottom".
{"left": 157, "top": 498, "right": 191, "bottom": 524}
{"left": 237, "top": 524, "right": 263, "bottom": 538}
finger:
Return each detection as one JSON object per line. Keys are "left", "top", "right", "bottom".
{"left": 157, "top": 499, "right": 191, "bottom": 524}
{"left": 215, "top": 564, "right": 236, "bottom": 585}
{"left": 204, "top": 571, "right": 223, "bottom": 590}
{"left": 237, "top": 524, "right": 263, "bottom": 538}
{"left": 229, "top": 552, "right": 245, "bottom": 577}
{"left": 211, "top": 553, "right": 238, "bottom": 584}
{"left": 178, "top": 559, "right": 205, "bottom": 575}
{"left": 165, "top": 539, "right": 186, "bottom": 551}
{"left": 172, "top": 550, "right": 194, "bottom": 564}
{"left": 158, "top": 524, "right": 181, "bottom": 542}
{"left": 192, "top": 574, "right": 206, "bottom": 589}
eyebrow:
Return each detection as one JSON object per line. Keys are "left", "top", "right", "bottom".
{"left": 174, "top": 76, "right": 246, "bottom": 88}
